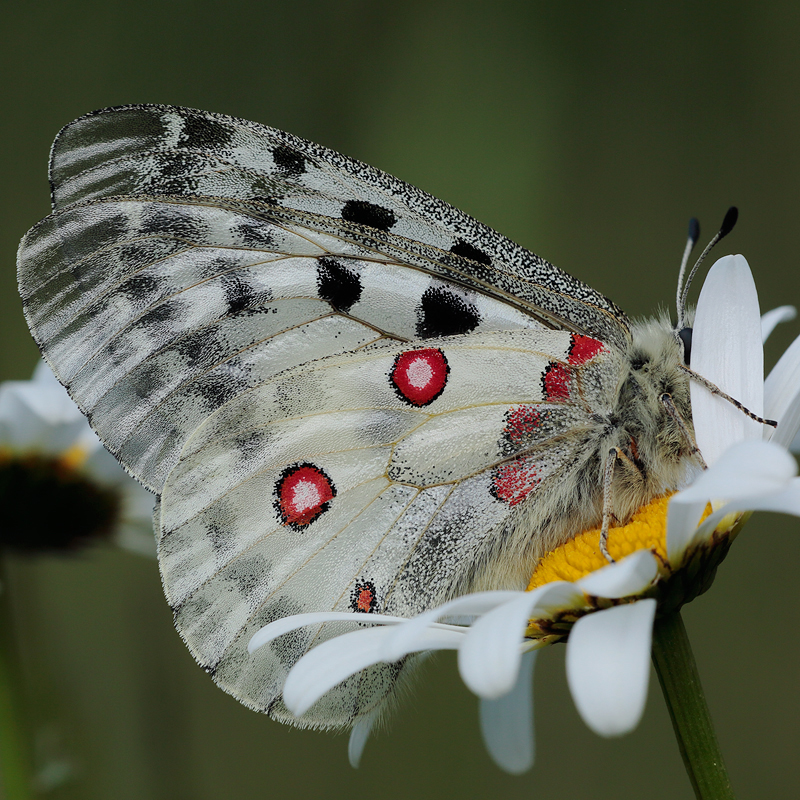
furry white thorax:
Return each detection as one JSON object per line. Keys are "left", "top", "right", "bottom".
{"left": 469, "top": 310, "right": 698, "bottom": 596}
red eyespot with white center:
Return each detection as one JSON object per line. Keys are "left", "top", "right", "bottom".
{"left": 568, "top": 334, "right": 605, "bottom": 365}
{"left": 350, "top": 580, "right": 377, "bottom": 613}
{"left": 542, "top": 362, "right": 571, "bottom": 401}
{"left": 390, "top": 348, "right": 449, "bottom": 407}
{"left": 491, "top": 456, "right": 541, "bottom": 506}
{"left": 275, "top": 462, "right": 336, "bottom": 529}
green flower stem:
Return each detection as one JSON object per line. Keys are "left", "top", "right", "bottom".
{"left": 652, "top": 610, "right": 735, "bottom": 800}
{"left": 0, "top": 557, "right": 34, "bottom": 800}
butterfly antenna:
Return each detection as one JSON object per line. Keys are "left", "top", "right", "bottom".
{"left": 675, "top": 216, "right": 701, "bottom": 329}
{"left": 678, "top": 206, "right": 739, "bottom": 324}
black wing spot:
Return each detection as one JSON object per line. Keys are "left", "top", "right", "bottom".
{"left": 231, "top": 218, "right": 275, "bottom": 248}
{"left": 177, "top": 327, "right": 225, "bottom": 368}
{"left": 189, "top": 371, "right": 248, "bottom": 412}
{"left": 272, "top": 145, "right": 307, "bottom": 177}
{"left": 139, "top": 206, "right": 205, "bottom": 240}
{"left": 317, "top": 256, "right": 362, "bottom": 313}
{"left": 222, "top": 274, "right": 263, "bottom": 316}
{"left": 416, "top": 286, "right": 481, "bottom": 338}
{"left": 117, "top": 273, "right": 160, "bottom": 300}
{"left": 341, "top": 200, "right": 396, "bottom": 232}
{"left": 128, "top": 361, "right": 169, "bottom": 400}
{"left": 140, "top": 151, "right": 203, "bottom": 195}
{"left": 449, "top": 239, "right": 492, "bottom": 266}
{"left": 136, "top": 299, "right": 180, "bottom": 328}
{"left": 177, "top": 112, "right": 234, "bottom": 150}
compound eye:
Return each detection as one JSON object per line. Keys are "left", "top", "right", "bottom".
{"left": 678, "top": 327, "right": 693, "bottom": 365}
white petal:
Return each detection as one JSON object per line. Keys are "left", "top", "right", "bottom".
{"left": 379, "top": 591, "right": 520, "bottom": 662}
{"left": 675, "top": 440, "right": 796, "bottom": 504}
{"left": 458, "top": 582, "right": 582, "bottom": 699}
{"left": 691, "top": 255, "right": 763, "bottom": 464}
{"left": 348, "top": 710, "right": 378, "bottom": 768}
{"left": 0, "top": 387, "right": 86, "bottom": 451}
{"left": 690, "top": 477, "right": 800, "bottom": 548}
{"left": 577, "top": 549, "right": 658, "bottom": 598}
{"left": 0, "top": 363, "right": 99, "bottom": 454}
{"left": 479, "top": 650, "right": 537, "bottom": 775}
{"left": 761, "top": 305, "right": 796, "bottom": 343}
{"left": 668, "top": 440, "right": 797, "bottom": 559}
{"left": 666, "top": 495, "right": 709, "bottom": 564}
{"left": 743, "top": 477, "right": 800, "bottom": 515}
{"left": 2, "top": 366, "right": 80, "bottom": 425}
{"left": 283, "top": 626, "right": 463, "bottom": 717}
{"left": 566, "top": 599, "right": 656, "bottom": 737}
{"left": 248, "top": 611, "right": 407, "bottom": 654}
{"left": 765, "top": 331, "right": 800, "bottom": 448}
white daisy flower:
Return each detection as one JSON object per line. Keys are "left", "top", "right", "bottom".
{"left": 0, "top": 361, "right": 155, "bottom": 556}
{"left": 249, "top": 255, "right": 800, "bottom": 774}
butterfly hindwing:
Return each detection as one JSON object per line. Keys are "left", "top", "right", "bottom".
{"left": 157, "top": 330, "right": 612, "bottom": 724}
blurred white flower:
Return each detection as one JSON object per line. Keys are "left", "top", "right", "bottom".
{"left": 0, "top": 361, "right": 155, "bottom": 556}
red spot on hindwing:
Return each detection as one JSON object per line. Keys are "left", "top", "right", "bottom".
{"left": 350, "top": 580, "right": 377, "bottom": 613}
{"left": 390, "top": 348, "right": 449, "bottom": 406}
{"left": 542, "top": 362, "right": 571, "bottom": 400}
{"left": 491, "top": 457, "right": 541, "bottom": 506}
{"left": 568, "top": 334, "right": 605, "bottom": 365}
{"left": 503, "top": 405, "right": 541, "bottom": 444}
{"left": 275, "top": 462, "right": 336, "bottom": 529}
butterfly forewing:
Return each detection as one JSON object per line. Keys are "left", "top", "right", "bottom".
{"left": 20, "top": 195, "right": 548, "bottom": 491}
{"left": 47, "top": 105, "right": 631, "bottom": 345}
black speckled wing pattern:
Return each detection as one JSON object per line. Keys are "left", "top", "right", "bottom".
{"left": 17, "top": 105, "right": 631, "bottom": 728}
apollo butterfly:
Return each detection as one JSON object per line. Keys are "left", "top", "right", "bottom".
{"left": 17, "top": 105, "right": 719, "bottom": 730}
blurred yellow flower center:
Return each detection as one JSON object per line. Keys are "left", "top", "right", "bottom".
{"left": 58, "top": 443, "right": 92, "bottom": 471}
{"left": 0, "top": 443, "right": 91, "bottom": 471}
{"left": 527, "top": 494, "right": 674, "bottom": 590}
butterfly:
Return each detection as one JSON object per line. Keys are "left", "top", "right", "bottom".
{"left": 17, "top": 104, "right": 714, "bottom": 730}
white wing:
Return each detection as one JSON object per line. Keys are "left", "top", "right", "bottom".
{"left": 17, "top": 105, "right": 624, "bottom": 727}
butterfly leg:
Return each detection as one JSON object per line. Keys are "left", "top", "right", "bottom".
{"left": 660, "top": 392, "right": 707, "bottom": 469}
{"left": 600, "top": 445, "right": 647, "bottom": 563}
{"left": 599, "top": 448, "right": 622, "bottom": 563}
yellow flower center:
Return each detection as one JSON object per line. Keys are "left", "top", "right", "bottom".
{"left": 528, "top": 494, "right": 677, "bottom": 590}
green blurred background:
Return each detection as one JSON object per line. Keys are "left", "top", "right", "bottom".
{"left": 2, "top": 2, "right": 799, "bottom": 798}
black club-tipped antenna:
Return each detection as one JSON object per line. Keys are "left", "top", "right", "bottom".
{"left": 676, "top": 206, "right": 738, "bottom": 329}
